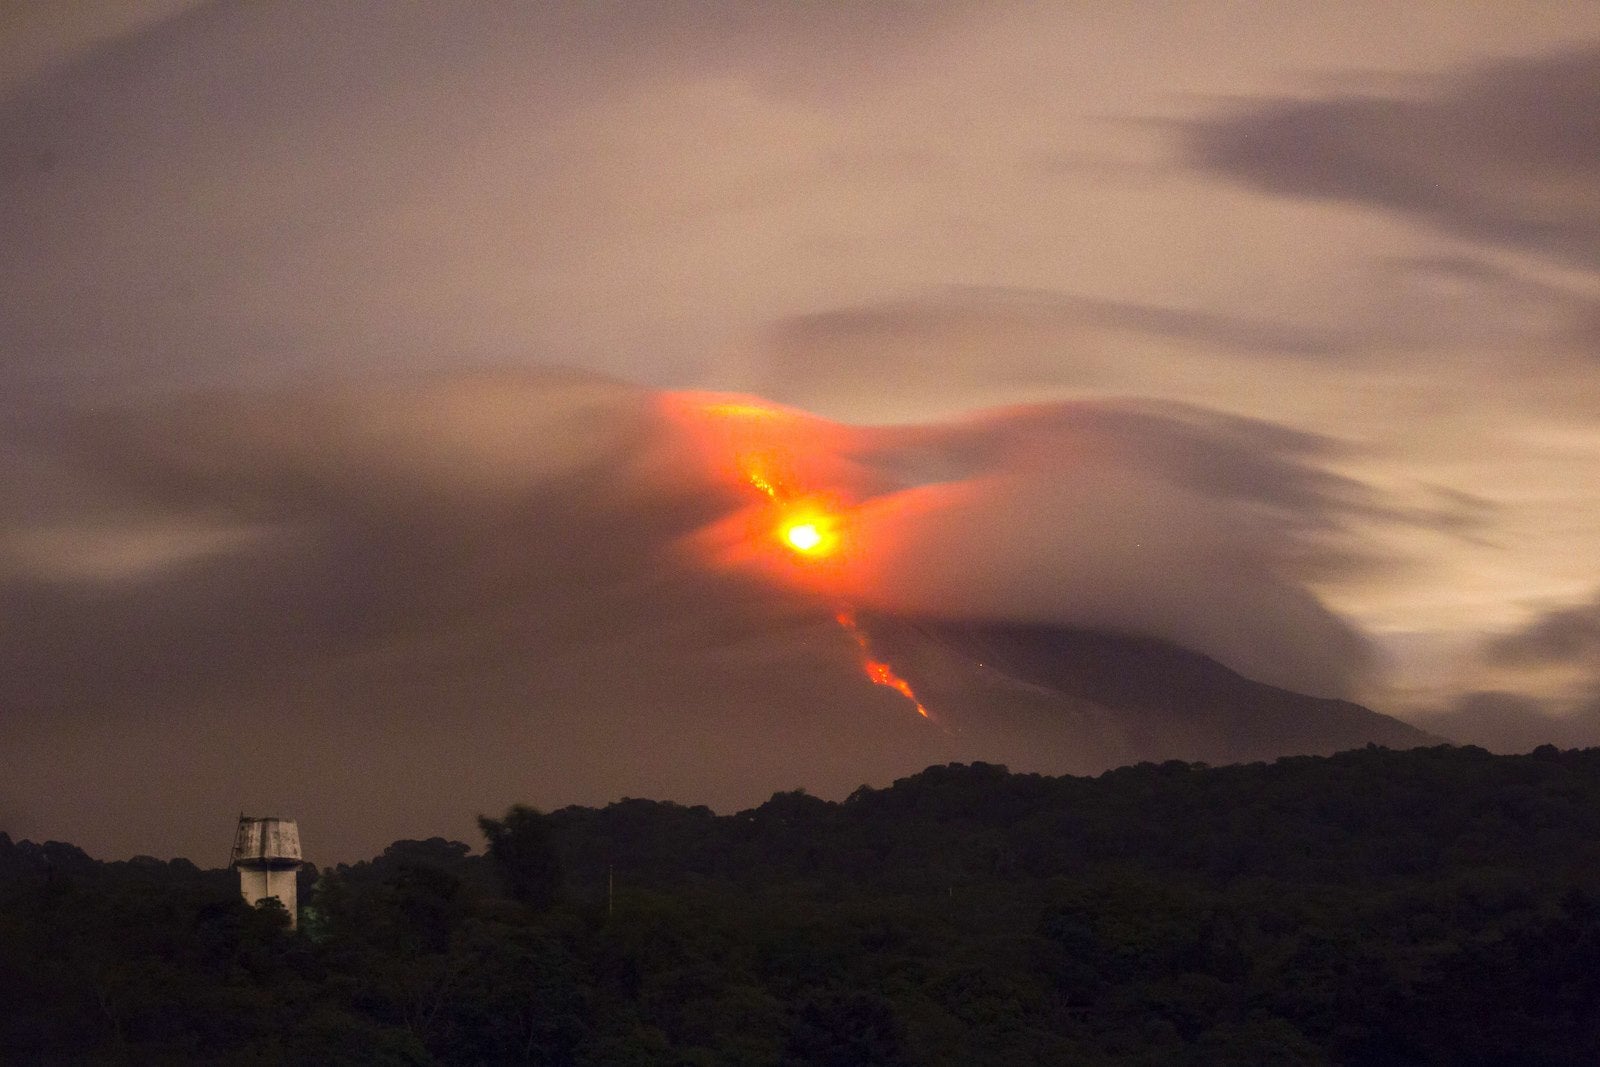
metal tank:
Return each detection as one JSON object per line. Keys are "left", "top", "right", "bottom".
{"left": 231, "top": 815, "right": 303, "bottom": 928}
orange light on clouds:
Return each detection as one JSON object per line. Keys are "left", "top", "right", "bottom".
{"left": 700, "top": 401, "right": 786, "bottom": 421}
{"left": 661, "top": 390, "right": 935, "bottom": 721}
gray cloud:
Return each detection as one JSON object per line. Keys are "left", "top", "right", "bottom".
{"left": 841, "top": 399, "right": 1401, "bottom": 698}
{"left": 0, "top": 0, "right": 968, "bottom": 404}
{"left": 772, "top": 289, "right": 1348, "bottom": 363}
{"left": 751, "top": 289, "right": 1363, "bottom": 425}
{"left": 1486, "top": 589, "right": 1600, "bottom": 669}
{"left": 1185, "top": 43, "right": 1600, "bottom": 269}
{"left": 1405, "top": 588, "right": 1600, "bottom": 752}
{"left": 1362, "top": 255, "right": 1600, "bottom": 355}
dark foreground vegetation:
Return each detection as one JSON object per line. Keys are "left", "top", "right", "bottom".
{"left": 5, "top": 744, "right": 1600, "bottom": 1064}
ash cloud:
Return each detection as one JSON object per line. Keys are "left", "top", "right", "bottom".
{"left": 1, "top": 373, "right": 963, "bottom": 861}
{"left": 1, "top": 373, "right": 1422, "bottom": 858}
{"left": 840, "top": 400, "right": 1392, "bottom": 699}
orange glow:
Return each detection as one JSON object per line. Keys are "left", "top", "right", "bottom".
{"left": 701, "top": 401, "right": 785, "bottom": 421}
{"left": 663, "top": 391, "right": 934, "bottom": 722}
{"left": 836, "top": 610, "right": 931, "bottom": 719}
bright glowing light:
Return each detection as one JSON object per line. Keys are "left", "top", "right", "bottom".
{"left": 673, "top": 391, "right": 935, "bottom": 721}
{"left": 786, "top": 523, "right": 823, "bottom": 552}
{"left": 776, "top": 505, "right": 840, "bottom": 559}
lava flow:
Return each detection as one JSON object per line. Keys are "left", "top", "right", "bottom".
{"left": 836, "top": 609, "right": 931, "bottom": 718}
{"left": 680, "top": 395, "right": 935, "bottom": 721}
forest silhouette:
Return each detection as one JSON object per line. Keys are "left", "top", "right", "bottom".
{"left": 4, "top": 744, "right": 1600, "bottom": 1063}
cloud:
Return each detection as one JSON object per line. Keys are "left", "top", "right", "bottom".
{"left": 649, "top": 388, "right": 1404, "bottom": 706}
{"left": 1485, "top": 590, "right": 1600, "bottom": 668}
{"left": 1, "top": 371, "right": 756, "bottom": 713}
{"left": 2, "top": 372, "right": 969, "bottom": 859}
{"left": 1185, "top": 43, "right": 1600, "bottom": 269}
{"left": 747, "top": 289, "right": 1368, "bottom": 425}
{"left": 1402, "top": 588, "right": 1600, "bottom": 751}
{"left": 770, "top": 290, "right": 1349, "bottom": 365}
{"left": 1, "top": 373, "right": 1419, "bottom": 858}
{"left": 0, "top": 0, "right": 204, "bottom": 98}
{"left": 0, "top": 0, "right": 970, "bottom": 404}
{"left": 834, "top": 400, "right": 1394, "bottom": 698}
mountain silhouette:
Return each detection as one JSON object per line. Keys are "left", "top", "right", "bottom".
{"left": 858, "top": 614, "right": 1437, "bottom": 773}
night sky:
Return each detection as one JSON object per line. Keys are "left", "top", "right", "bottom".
{"left": 4, "top": 1, "right": 1600, "bottom": 862}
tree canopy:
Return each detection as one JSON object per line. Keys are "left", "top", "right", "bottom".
{"left": 4, "top": 744, "right": 1600, "bottom": 1063}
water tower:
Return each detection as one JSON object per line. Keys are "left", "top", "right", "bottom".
{"left": 231, "top": 815, "right": 303, "bottom": 929}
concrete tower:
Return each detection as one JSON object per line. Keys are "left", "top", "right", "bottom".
{"left": 231, "top": 815, "right": 303, "bottom": 929}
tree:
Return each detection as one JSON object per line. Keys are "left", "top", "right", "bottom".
{"left": 782, "top": 990, "right": 912, "bottom": 1067}
{"left": 478, "top": 805, "right": 563, "bottom": 910}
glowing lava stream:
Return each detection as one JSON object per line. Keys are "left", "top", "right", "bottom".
{"left": 699, "top": 398, "right": 934, "bottom": 721}
{"left": 836, "top": 610, "right": 931, "bottom": 719}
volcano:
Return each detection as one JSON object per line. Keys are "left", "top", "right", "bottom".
{"left": 667, "top": 388, "right": 1432, "bottom": 776}
{"left": 853, "top": 614, "right": 1437, "bottom": 773}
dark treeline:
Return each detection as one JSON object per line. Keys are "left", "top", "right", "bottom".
{"left": 4, "top": 744, "right": 1600, "bottom": 1064}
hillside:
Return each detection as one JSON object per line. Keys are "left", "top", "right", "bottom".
{"left": 862, "top": 614, "right": 1437, "bottom": 774}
